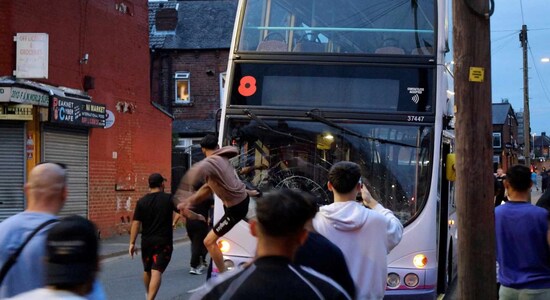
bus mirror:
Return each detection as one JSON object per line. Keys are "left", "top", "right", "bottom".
{"left": 446, "top": 154, "right": 456, "bottom": 182}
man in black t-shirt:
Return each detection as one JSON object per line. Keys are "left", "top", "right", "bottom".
{"left": 129, "top": 173, "right": 178, "bottom": 300}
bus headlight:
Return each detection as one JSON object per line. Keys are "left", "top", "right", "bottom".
{"left": 413, "top": 254, "right": 428, "bottom": 268}
{"left": 224, "top": 259, "right": 235, "bottom": 270}
{"left": 218, "top": 239, "right": 230, "bottom": 253}
{"left": 386, "top": 273, "right": 400, "bottom": 289}
{"left": 404, "top": 273, "right": 420, "bottom": 287}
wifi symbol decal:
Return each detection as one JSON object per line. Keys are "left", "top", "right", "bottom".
{"left": 411, "top": 94, "right": 420, "bottom": 104}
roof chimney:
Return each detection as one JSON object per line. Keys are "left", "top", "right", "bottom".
{"left": 155, "top": 8, "right": 178, "bottom": 31}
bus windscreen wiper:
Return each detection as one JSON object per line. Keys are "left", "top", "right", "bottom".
{"left": 305, "top": 109, "right": 415, "bottom": 148}
{"left": 243, "top": 109, "right": 313, "bottom": 144}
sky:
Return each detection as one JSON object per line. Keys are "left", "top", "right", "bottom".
{"left": 490, "top": 0, "right": 550, "bottom": 135}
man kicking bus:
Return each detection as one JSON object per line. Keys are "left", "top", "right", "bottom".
{"left": 176, "top": 134, "right": 258, "bottom": 273}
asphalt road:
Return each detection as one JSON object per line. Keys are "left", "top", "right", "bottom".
{"left": 100, "top": 240, "right": 207, "bottom": 300}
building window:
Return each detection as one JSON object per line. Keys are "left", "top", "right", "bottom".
{"left": 175, "top": 72, "right": 190, "bottom": 103}
{"left": 175, "top": 138, "right": 205, "bottom": 166}
{"left": 493, "top": 132, "right": 502, "bottom": 148}
{"left": 493, "top": 155, "right": 500, "bottom": 164}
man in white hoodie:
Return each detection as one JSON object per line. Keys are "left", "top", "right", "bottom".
{"left": 312, "top": 161, "right": 403, "bottom": 300}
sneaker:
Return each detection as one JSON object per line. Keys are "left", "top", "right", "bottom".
{"left": 197, "top": 264, "right": 206, "bottom": 273}
{"left": 189, "top": 267, "right": 203, "bottom": 275}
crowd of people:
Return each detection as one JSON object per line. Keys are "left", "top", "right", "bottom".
{"left": 2, "top": 136, "right": 550, "bottom": 300}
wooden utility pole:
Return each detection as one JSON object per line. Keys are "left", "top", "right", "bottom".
{"left": 453, "top": 0, "right": 496, "bottom": 299}
{"left": 521, "top": 25, "right": 530, "bottom": 167}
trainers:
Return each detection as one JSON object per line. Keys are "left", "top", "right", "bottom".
{"left": 189, "top": 267, "right": 203, "bottom": 275}
{"left": 197, "top": 264, "right": 206, "bottom": 273}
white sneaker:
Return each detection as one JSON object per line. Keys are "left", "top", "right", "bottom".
{"left": 189, "top": 267, "right": 203, "bottom": 275}
{"left": 197, "top": 264, "right": 206, "bottom": 273}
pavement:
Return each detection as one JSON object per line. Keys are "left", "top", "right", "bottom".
{"left": 99, "top": 226, "right": 188, "bottom": 259}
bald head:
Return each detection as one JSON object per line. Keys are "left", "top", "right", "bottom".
{"left": 25, "top": 163, "right": 67, "bottom": 213}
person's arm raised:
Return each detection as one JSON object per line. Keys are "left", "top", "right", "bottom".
{"left": 361, "top": 185, "right": 403, "bottom": 251}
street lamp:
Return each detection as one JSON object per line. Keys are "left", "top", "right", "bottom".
{"left": 542, "top": 58, "right": 550, "bottom": 63}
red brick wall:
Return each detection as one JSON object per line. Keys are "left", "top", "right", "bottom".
{"left": 0, "top": 1, "right": 172, "bottom": 237}
{"left": 0, "top": 1, "right": 13, "bottom": 74}
{"left": 151, "top": 50, "right": 229, "bottom": 121}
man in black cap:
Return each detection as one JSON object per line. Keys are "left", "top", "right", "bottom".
{"left": 7, "top": 215, "right": 99, "bottom": 299}
{"left": 129, "top": 173, "right": 182, "bottom": 300}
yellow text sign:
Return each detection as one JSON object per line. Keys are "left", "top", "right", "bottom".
{"left": 469, "top": 67, "right": 485, "bottom": 82}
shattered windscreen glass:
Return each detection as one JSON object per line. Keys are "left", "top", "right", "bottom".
{"left": 223, "top": 116, "right": 432, "bottom": 224}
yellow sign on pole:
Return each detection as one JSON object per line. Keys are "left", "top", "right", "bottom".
{"left": 469, "top": 67, "right": 485, "bottom": 82}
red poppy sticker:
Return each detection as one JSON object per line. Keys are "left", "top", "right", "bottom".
{"left": 238, "top": 76, "right": 257, "bottom": 97}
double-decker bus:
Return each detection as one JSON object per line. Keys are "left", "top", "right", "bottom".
{"left": 212, "top": 0, "right": 457, "bottom": 298}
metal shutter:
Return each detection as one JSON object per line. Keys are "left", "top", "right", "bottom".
{"left": 43, "top": 126, "right": 89, "bottom": 217}
{"left": 0, "top": 122, "right": 25, "bottom": 221}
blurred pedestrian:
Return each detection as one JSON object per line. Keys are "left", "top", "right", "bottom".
{"left": 495, "top": 165, "right": 550, "bottom": 299}
{"left": 541, "top": 167, "right": 549, "bottom": 193}
{"left": 536, "top": 186, "right": 550, "bottom": 212}
{"left": 175, "top": 134, "right": 258, "bottom": 274}
{"left": 191, "top": 189, "right": 351, "bottom": 300}
{"left": 494, "top": 168, "right": 507, "bottom": 207}
{"left": 531, "top": 170, "right": 539, "bottom": 191}
{"left": 295, "top": 226, "right": 356, "bottom": 298}
{"left": 182, "top": 181, "right": 213, "bottom": 275}
{"left": 7, "top": 215, "right": 100, "bottom": 299}
{"left": 0, "top": 162, "right": 105, "bottom": 299}
{"left": 129, "top": 173, "right": 186, "bottom": 300}
{"left": 312, "top": 161, "right": 403, "bottom": 299}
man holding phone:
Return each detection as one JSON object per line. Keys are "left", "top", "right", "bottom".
{"left": 312, "top": 161, "right": 403, "bottom": 300}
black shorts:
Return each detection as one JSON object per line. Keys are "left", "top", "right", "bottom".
{"left": 213, "top": 196, "right": 250, "bottom": 236}
{"left": 141, "top": 241, "right": 173, "bottom": 273}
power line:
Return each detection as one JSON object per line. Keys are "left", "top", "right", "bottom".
{"left": 520, "top": 0, "right": 525, "bottom": 24}
{"left": 490, "top": 32, "right": 519, "bottom": 56}
{"left": 492, "top": 27, "right": 550, "bottom": 33}
{"left": 528, "top": 46, "right": 550, "bottom": 103}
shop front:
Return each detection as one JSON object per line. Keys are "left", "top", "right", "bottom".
{"left": 0, "top": 78, "right": 105, "bottom": 221}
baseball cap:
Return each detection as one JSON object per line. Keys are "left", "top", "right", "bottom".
{"left": 148, "top": 173, "right": 166, "bottom": 188}
{"left": 45, "top": 215, "right": 98, "bottom": 286}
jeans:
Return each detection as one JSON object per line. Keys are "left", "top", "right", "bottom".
{"left": 499, "top": 285, "right": 550, "bottom": 300}
{"left": 186, "top": 219, "right": 209, "bottom": 268}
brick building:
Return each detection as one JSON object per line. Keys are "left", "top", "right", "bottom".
{"left": 149, "top": 0, "right": 237, "bottom": 185}
{"left": 0, "top": 0, "right": 172, "bottom": 237}
{"left": 492, "top": 102, "right": 520, "bottom": 171}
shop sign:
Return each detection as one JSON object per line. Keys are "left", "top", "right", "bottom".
{"left": 0, "top": 87, "right": 49, "bottom": 106}
{"left": 0, "top": 87, "right": 9, "bottom": 102}
{"left": 49, "top": 96, "right": 106, "bottom": 128}
{"left": 0, "top": 104, "right": 33, "bottom": 120}
{"left": 104, "top": 109, "right": 115, "bottom": 129}
{"left": 14, "top": 33, "right": 49, "bottom": 79}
